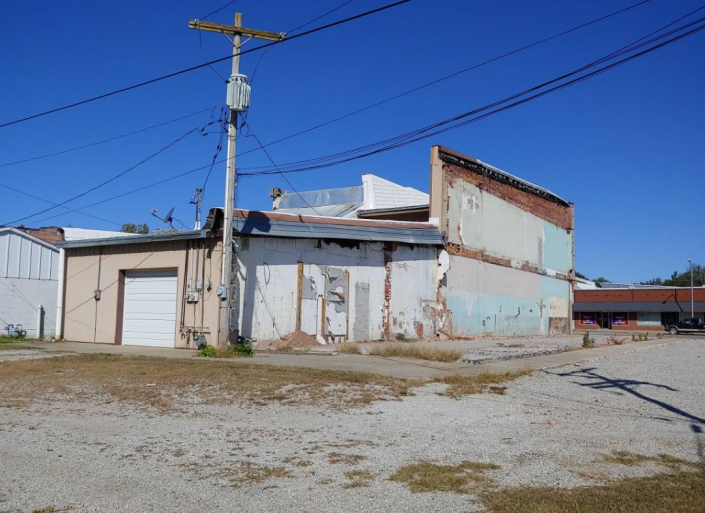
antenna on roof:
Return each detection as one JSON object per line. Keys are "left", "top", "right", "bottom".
{"left": 190, "top": 188, "right": 203, "bottom": 230}
{"left": 151, "top": 207, "right": 175, "bottom": 229}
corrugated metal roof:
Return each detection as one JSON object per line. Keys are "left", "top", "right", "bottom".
{"left": 234, "top": 216, "right": 443, "bottom": 245}
{"left": 58, "top": 230, "right": 206, "bottom": 249}
{"left": 573, "top": 301, "right": 705, "bottom": 313}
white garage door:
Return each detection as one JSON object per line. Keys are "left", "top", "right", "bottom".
{"left": 122, "top": 270, "right": 178, "bottom": 347}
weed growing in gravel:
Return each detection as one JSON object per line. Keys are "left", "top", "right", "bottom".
{"left": 328, "top": 452, "right": 366, "bottom": 465}
{"left": 196, "top": 343, "right": 253, "bottom": 358}
{"left": 367, "top": 343, "right": 462, "bottom": 362}
{"left": 582, "top": 332, "right": 596, "bottom": 348}
{"left": 434, "top": 370, "right": 532, "bottom": 398}
{"left": 390, "top": 461, "right": 500, "bottom": 494}
{"left": 337, "top": 343, "right": 362, "bottom": 355}
{"left": 344, "top": 470, "right": 374, "bottom": 488}
{"left": 481, "top": 468, "right": 705, "bottom": 513}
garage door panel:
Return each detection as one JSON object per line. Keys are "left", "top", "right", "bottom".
{"left": 122, "top": 270, "right": 177, "bottom": 348}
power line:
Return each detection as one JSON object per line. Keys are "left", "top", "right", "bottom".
{"left": 2, "top": 124, "right": 209, "bottom": 226}
{"left": 234, "top": 0, "right": 663, "bottom": 161}
{"left": 237, "top": 17, "right": 705, "bottom": 178}
{"left": 202, "top": 106, "right": 228, "bottom": 191}
{"left": 200, "top": 0, "right": 239, "bottom": 21}
{"left": 0, "top": 182, "right": 121, "bottom": 227}
{"left": 0, "top": 0, "right": 417, "bottom": 129}
{"left": 250, "top": 0, "right": 356, "bottom": 84}
{"left": 242, "top": 120, "right": 324, "bottom": 216}
{"left": 0, "top": 106, "right": 217, "bottom": 169}
{"left": 17, "top": 8, "right": 702, "bottom": 228}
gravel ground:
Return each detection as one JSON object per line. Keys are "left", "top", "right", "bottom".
{"left": 0, "top": 349, "right": 69, "bottom": 361}
{"left": 1, "top": 340, "right": 703, "bottom": 512}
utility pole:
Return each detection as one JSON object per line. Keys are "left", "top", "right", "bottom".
{"left": 189, "top": 14, "right": 285, "bottom": 347}
{"left": 688, "top": 258, "right": 694, "bottom": 318}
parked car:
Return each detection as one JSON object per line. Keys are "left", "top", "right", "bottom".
{"left": 665, "top": 318, "right": 705, "bottom": 335}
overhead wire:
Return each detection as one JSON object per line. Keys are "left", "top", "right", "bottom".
{"left": 0, "top": 106, "right": 217, "bottom": 169}
{"left": 236, "top": 14, "right": 705, "bottom": 177}
{"left": 29, "top": 11, "right": 702, "bottom": 228}
{"left": 14, "top": 4, "right": 701, "bottom": 228}
{"left": 241, "top": 119, "right": 324, "bottom": 216}
{"left": 0, "top": 0, "right": 418, "bottom": 129}
{"left": 0, "top": 182, "right": 122, "bottom": 227}
{"left": 250, "top": 0, "right": 356, "bottom": 85}
{"left": 227, "top": 0, "right": 664, "bottom": 161}
{"left": 2, "top": 122, "right": 212, "bottom": 226}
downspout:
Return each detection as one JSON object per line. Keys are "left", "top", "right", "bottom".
{"left": 55, "top": 248, "right": 66, "bottom": 340}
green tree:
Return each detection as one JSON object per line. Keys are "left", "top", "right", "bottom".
{"left": 575, "top": 271, "right": 588, "bottom": 280}
{"left": 121, "top": 223, "right": 149, "bottom": 234}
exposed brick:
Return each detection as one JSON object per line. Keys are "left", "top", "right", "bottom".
{"left": 443, "top": 165, "right": 574, "bottom": 231}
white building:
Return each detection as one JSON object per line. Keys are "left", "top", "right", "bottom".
{"left": 0, "top": 226, "right": 134, "bottom": 339}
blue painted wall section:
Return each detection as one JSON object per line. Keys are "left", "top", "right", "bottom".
{"left": 542, "top": 221, "right": 572, "bottom": 273}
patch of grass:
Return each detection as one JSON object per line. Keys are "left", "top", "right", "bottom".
{"left": 434, "top": 370, "right": 532, "bottom": 398}
{"left": 195, "top": 343, "right": 253, "bottom": 358}
{"left": 395, "top": 333, "right": 414, "bottom": 342}
{"left": 390, "top": 461, "right": 500, "bottom": 494}
{"left": 344, "top": 470, "right": 374, "bottom": 488}
{"left": 481, "top": 469, "right": 705, "bottom": 513}
{"left": 328, "top": 452, "right": 366, "bottom": 465}
{"left": 368, "top": 343, "right": 462, "bottom": 362}
{"left": 582, "top": 332, "right": 596, "bottom": 348}
{"left": 0, "top": 353, "right": 423, "bottom": 411}
{"left": 337, "top": 343, "right": 362, "bottom": 355}
{"left": 177, "top": 460, "right": 290, "bottom": 486}
{"left": 600, "top": 451, "right": 698, "bottom": 470}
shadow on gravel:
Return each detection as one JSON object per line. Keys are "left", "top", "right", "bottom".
{"left": 551, "top": 367, "right": 705, "bottom": 425}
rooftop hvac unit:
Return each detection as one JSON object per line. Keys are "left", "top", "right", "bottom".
{"left": 227, "top": 73, "right": 251, "bottom": 112}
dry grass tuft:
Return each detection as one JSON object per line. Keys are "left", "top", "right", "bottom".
{"left": 368, "top": 343, "right": 462, "bottom": 362}
{"left": 481, "top": 469, "right": 705, "bottom": 513}
{"left": 344, "top": 470, "right": 374, "bottom": 488}
{"left": 390, "top": 461, "right": 500, "bottom": 494}
{"left": 328, "top": 452, "right": 367, "bottom": 465}
{"left": 0, "top": 353, "right": 424, "bottom": 411}
{"left": 600, "top": 451, "right": 699, "bottom": 470}
{"left": 434, "top": 370, "right": 532, "bottom": 398}
{"left": 337, "top": 343, "right": 362, "bottom": 355}
{"left": 177, "top": 460, "right": 290, "bottom": 487}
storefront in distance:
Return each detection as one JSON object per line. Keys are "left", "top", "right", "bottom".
{"left": 573, "top": 287, "right": 705, "bottom": 331}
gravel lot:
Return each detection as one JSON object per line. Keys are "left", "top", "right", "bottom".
{"left": 1, "top": 339, "right": 703, "bottom": 512}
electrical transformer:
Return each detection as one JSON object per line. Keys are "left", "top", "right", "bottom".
{"left": 226, "top": 73, "right": 251, "bottom": 112}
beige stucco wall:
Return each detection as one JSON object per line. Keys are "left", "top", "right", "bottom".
{"left": 62, "top": 238, "right": 222, "bottom": 348}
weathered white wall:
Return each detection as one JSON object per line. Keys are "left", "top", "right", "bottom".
{"left": 446, "top": 178, "right": 572, "bottom": 274}
{"left": 235, "top": 237, "right": 439, "bottom": 342}
{"left": 0, "top": 230, "right": 58, "bottom": 338}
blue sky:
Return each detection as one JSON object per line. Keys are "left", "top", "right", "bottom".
{"left": 0, "top": 0, "right": 703, "bottom": 283}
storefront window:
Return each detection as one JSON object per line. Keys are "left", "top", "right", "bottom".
{"left": 580, "top": 313, "right": 596, "bottom": 326}
{"left": 637, "top": 312, "right": 661, "bottom": 326}
{"left": 612, "top": 312, "right": 629, "bottom": 326}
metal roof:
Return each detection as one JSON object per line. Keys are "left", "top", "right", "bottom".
{"left": 233, "top": 211, "right": 443, "bottom": 245}
{"left": 58, "top": 229, "right": 206, "bottom": 249}
{"left": 573, "top": 301, "right": 705, "bottom": 313}
{"left": 357, "top": 204, "right": 429, "bottom": 215}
